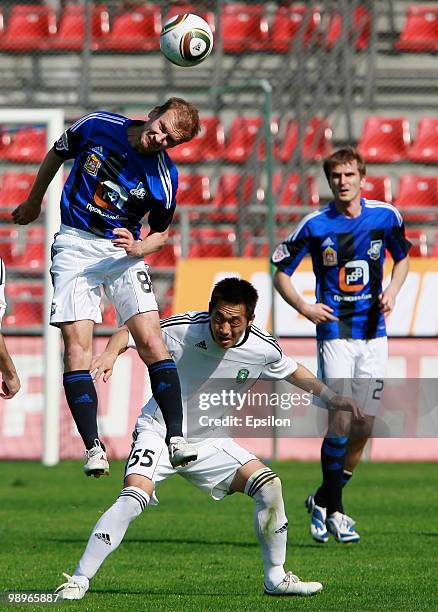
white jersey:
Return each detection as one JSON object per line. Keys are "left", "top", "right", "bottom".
{"left": 129, "top": 311, "right": 298, "bottom": 443}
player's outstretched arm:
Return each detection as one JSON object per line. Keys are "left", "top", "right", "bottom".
{"left": 112, "top": 227, "right": 170, "bottom": 258}
{"left": 12, "top": 149, "right": 64, "bottom": 225}
{"left": 0, "top": 334, "right": 20, "bottom": 399}
{"left": 90, "top": 327, "right": 130, "bottom": 382}
{"left": 273, "top": 270, "right": 338, "bottom": 324}
{"left": 286, "top": 363, "right": 364, "bottom": 420}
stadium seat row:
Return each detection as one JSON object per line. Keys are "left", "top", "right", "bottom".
{"left": 0, "top": 3, "right": 371, "bottom": 53}
{"left": 0, "top": 171, "right": 437, "bottom": 223}
{"left": 2, "top": 115, "right": 438, "bottom": 164}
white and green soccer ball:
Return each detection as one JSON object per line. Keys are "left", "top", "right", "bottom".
{"left": 160, "top": 13, "right": 214, "bottom": 67}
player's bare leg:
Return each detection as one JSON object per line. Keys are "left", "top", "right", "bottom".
{"left": 231, "top": 460, "right": 322, "bottom": 596}
{"left": 55, "top": 474, "right": 152, "bottom": 599}
{"left": 126, "top": 311, "right": 197, "bottom": 467}
{"left": 61, "top": 320, "right": 108, "bottom": 477}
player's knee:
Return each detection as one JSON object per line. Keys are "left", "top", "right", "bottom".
{"left": 114, "top": 486, "right": 149, "bottom": 521}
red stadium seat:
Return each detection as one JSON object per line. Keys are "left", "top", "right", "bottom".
{"left": 176, "top": 175, "right": 211, "bottom": 205}
{"left": 170, "top": 117, "right": 225, "bottom": 163}
{"left": 405, "top": 229, "right": 428, "bottom": 257}
{"left": 430, "top": 231, "right": 438, "bottom": 257}
{"left": 145, "top": 244, "right": 177, "bottom": 269}
{"left": 14, "top": 226, "right": 45, "bottom": 272}
{"left": 98, "top": 6, "right": 161, "bottom": 51}
{"left": 357, "top": 117, "right": 411, "bottom": 162}
{"left": 276, "top": 173, "right": 319, "bottom": 207}
{"left": 165, "top": 5, "right": 215, "bottom": 32}
{"left": 269, "top": 5, "right": 321, "bottom": 52}
{"left": 0, "top": 4, "right": 56, "bottom": 51}
{"left": 324, "top": 6, "right": 371, "bottom": 50}
{"left": 211, "top": 173, "right": 254, "bottom": 222}
{"left": 393, "top": 175, "right": 438, "bottom": 222}
{"left": 188, "top": 228, "right": 236, "bottom": 257}
{"left": 0, "top": 130, "right": 12, "bottom": 159}
{"left": 395, "top": 5, "right": 438, "bottom": 52}
{"left": 49, "top": 4, "right": 110, "bottom": 51}
{"left": 3, "top": 301, "right": 44, "bottom": 327}
{"left": 408, "top": 118, "right": 438, "bottom": 162}
{"left": 221, "top": 4, "right": 269, "bottom": 52}
{"left": 0, "top": 171, "right": 36, "bottom": 219}
{"left": 361, "top": 175, "right": 393, "bottom": 202}
{"left": 224, "top": 117, "right": 263, "bottom": 163}
{"left": 276, "top": 117, "right": 332, "bottom": 162}
{"left": 0, "top": 228, "right": 19, "bottom": 266}
{"left": 3, "top": 128, "right": 46, "bottom": 163}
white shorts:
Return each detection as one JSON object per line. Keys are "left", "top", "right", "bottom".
{"left": 125, "top": 416, "right": 257, "bottom": 504}
{"left": 317, "top": 337, "right": 388, "bottom": 416}
{"left": 50, "top": 226, "right": 158, "bottom": 326}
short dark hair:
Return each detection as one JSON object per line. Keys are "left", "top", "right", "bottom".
{"left": 209, "top": 278, "right": 259, "bottom": 319}
{"left": 323, "top": 146, "right": 366, "bottom": 182}
{"left": 155, "top": 97, "right": 201, "bottom": 142}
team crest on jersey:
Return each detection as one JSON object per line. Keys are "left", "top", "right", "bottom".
{"left": 272, "top": 243, "right": 289, "bottom": 263}
{"left": 322, "top": 245, "right": 337, "bottom": 266}
{"left": 367, "top": 240, "right": 383, "bottom": 260}
{"left": 236, "top": 368, "right": 249, "bottom": 383}
{"left": 84, "top": 153, "right": 101, "bottom": 176}
{"left": 130, "top": 182, "right": 147, "bottom": 199}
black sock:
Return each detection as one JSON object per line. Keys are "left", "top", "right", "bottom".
{"left": 342, "top": 469, "right": 353, "bottom": 487}
{"left": 314, "top": 435, "right": 347, "bottom": 515}
{"left": 63, "top": 370, "right": 104, "bottom": 451}
{"left": 148, "top": 359, "right": 183, "bottom": 444}
{"left": 314, "top": 468, "right": 353, "bottom": 508}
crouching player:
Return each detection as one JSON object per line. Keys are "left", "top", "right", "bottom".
{"left": 55, "top": 278, "right": 363, "bottom": 599}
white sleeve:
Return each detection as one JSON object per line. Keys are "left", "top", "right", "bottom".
{"left": 0, "top": 259, "right": 6, "bottom": 326}
{"left": 261, "top": 351, "right": 298, "bottom": 380}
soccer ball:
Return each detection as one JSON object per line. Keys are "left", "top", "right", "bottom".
{"left": 160, "top": 13, "right": 214, "bottom": 67}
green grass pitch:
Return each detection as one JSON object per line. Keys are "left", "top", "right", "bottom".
{"left": 1, "top": 460, "right": 437, "bottom": 611}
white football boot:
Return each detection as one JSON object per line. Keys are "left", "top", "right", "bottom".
{"left": 264, "top": 572, "right": 323, "bottom": 596}
{"left": 168, "top": 436, "right": 198, "bottom": 468}
{"left": 55, "top": 573, "right": 88, "bottom": 600}
{"left": 306, "top": 494, "right": 329, "bottom": 543}
{"left": 83, "top": 439, "right": 109, "bottom": 477}
{"left": 326, "top": 511, "right": 361, "bottom": 543}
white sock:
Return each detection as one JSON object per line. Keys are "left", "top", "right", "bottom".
{"left": 245, "top": 468, "right": 288, "bottom": 589}
{"left": 74, "top": 486, "right": 149, "bottom": 580}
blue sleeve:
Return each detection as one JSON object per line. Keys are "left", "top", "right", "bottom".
{"left": 53, "top": 113, "right": 95, "bottom": 160}
{"left": 147, "top": 156, "right": 178, "bottom": 232}
{"left": 385, "top": 210, "right": 411, "bottom": 262}
{"left": 271, "top": 223, "right": 311, "bottom": 275}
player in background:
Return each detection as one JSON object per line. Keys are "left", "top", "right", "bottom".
{"left": 271, "top": 147, "right": 410, "bottom": 543}
{"left": 0, "top": 258, "right": 20, "bottom": 400}
{"left": 12, "top": 98, "right": 201, "bottom": 476}
{"left": 55, "top": 278, "right": 363, "bottom": 600}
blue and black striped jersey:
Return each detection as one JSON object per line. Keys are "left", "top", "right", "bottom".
{"left": 272, "top": 198, "right": 411, "bottom": 340}
{"left": 53, "top": 111, "right": 178, "bottom": 239}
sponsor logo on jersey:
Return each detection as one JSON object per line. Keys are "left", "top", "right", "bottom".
{"left": 195, "top": 340, "right": 207, "bottom": 350}
{"left": 367, "top": 239, "right": 383, "bottom": 260}
{"left": 91, "top": 146, "right": 103, "bottom": 154}
{"left": 322, "top": 245, "right": 337, "bottom": 266}
{"left": 84, "top": 153, "right": 102, "bottom": 176}
{"left": 339, "top": 260, "right": 369, "bottom": 292}
{"left": 55, "top": 132, "right": 69, "bottom": 151}
{"left": 130, "top": 182, "right": 147, "bottom": 199}
{"left": 94, "top": 180, "right": 128, "bottom": 211}
{"left": 272, "top": 243, "right": 289, "bottom": 263}
{"left": 236, "top": 368, "right": 249, "bottom": 382}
